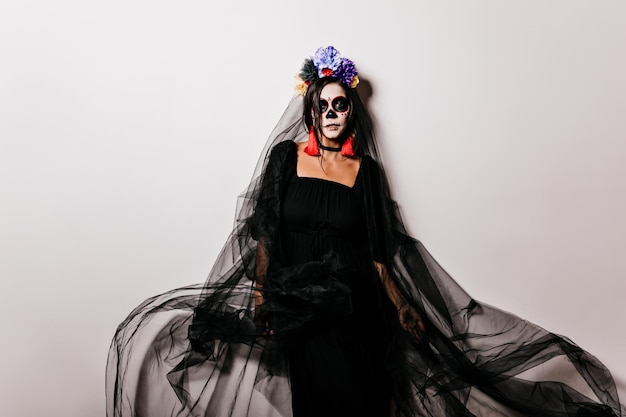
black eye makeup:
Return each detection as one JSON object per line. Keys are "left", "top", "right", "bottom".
{"left": 320, "top": 96, "right": 350, "bottom": 113}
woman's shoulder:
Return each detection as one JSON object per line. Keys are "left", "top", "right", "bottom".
{"left": 272, "top": 140, "right": 298, "bottom": 152}
{"left": 355, "top": 155, "right": 387, "bottom": 196}
{"left": 359, "top": 154, "right": 381, "bottom": 175}
{"left": 262, "top": 140, "right": 298, "bottom": 177}
{"left": 265, "top": 140, "right": 297, "bottom": 164}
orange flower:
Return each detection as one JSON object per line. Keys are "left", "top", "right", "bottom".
{"left": 294, "top": 76, "right": 308, "bottom": 96}
{"left": 350, "top": 75, "right": 360, "bottom": 89}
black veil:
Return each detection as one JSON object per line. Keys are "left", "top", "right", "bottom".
{"left": 106, "top": 93, "right": 625, "bottom": 417}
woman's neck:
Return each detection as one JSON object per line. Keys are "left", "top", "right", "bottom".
{"left": 319, "top": 142, "right": 342, "bottom": 152}
{"left": 317, "top": 137, "right": 349, "bottom": 161}
{"left": 319, "top": 137, "right": 342, "bottom": 150}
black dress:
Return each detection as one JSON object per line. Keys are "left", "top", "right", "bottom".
{"left": 276, "top": 156, "right": 393, "bottom": 417}
{"left": 107, "top": 139, "right": 625, "bottom": 417}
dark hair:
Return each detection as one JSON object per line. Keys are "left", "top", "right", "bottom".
{"left": 303, "top": 77, "right": 375, "bottom": 156}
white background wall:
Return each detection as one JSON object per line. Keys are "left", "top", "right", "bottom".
{"left": 1, "top": 1, "right": 624, "bottom": 416}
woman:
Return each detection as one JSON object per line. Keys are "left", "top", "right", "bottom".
{"left": 107, "top": 46, "right": 625, "bottom": 417}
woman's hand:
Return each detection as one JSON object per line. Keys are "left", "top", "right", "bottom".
{"left": 253, "top": 303, "right": 274, "bottom": 340}
{"left": 397, "top": 304, "right": 425, "bottom": 344}
{"left": 373, "top": 262, "right": 426, "bottom": 344}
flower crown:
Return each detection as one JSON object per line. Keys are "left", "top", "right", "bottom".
{"left": 294, "top": 46, "right": 359, "bottom": 96}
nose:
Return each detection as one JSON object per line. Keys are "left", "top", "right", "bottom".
{"left": 326, "top": 109, "right": 337, "bottom": 119}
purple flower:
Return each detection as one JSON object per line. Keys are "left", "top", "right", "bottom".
{"left": 335, "top": 58, "right": 358, "bottom": 87}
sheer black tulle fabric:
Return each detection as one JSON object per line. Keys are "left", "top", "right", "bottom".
{"left": 106, "top": 96, "right": 625, "bottom": 417}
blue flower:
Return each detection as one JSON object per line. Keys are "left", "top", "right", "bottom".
{"left": 312, "top": 46, "right": 343, "bottom": 78}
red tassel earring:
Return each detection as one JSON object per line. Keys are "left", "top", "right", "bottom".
{"left": 340, "top": 136, "right": 355, "bottom": 156}
{"left": 304, "top": 126, "right": 320, "bottom": 156}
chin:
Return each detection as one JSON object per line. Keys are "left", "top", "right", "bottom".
{"left": 323, "top": 130, "right": 347, "bottom": 141}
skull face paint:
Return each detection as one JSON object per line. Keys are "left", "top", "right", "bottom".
{"left": 318, "top": 83, "right": 350, "bottom": 143}
{"left": 320, "top": 96, "right": 350, "bottom": 114}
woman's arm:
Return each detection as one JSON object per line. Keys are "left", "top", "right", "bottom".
{"left": 254, "top": 237, "right": 268, "bottom": 303}
{"left": 250, "top": 143, "right": 295, "bottom": 339}
{"left": 374, "top": 261, "right": 425, "bottom": 343}
{"left": 254, "top": 237, "right": 273, "bottom": 338}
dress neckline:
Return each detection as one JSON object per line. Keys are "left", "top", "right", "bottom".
{"left": 292, "top": 140, "right": 363, "bottom": 189}
{"left": 295, "top": 156, "right": 363, "bottom": 190}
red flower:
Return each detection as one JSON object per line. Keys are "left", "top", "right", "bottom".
{"left": 321, "top": 68, "right": 334, "bottom": 77}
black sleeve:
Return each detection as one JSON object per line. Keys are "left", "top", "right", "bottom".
{"left": 249, "top": 140, "right": 296, "bottom": 244}
{"left": 360, "top": 156, "right": 393, "bottom": 265}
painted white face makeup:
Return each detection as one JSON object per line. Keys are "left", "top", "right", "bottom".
{"left": 318, "top": 83, "right": 350, "bottom": 142}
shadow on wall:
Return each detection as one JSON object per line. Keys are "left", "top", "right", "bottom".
{"left": 616, "top": 376, "right": 626, "bottom": 398}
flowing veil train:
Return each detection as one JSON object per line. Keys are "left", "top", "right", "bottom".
{"left": 106, "top": 93, "right": 625, "bottom": 417}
